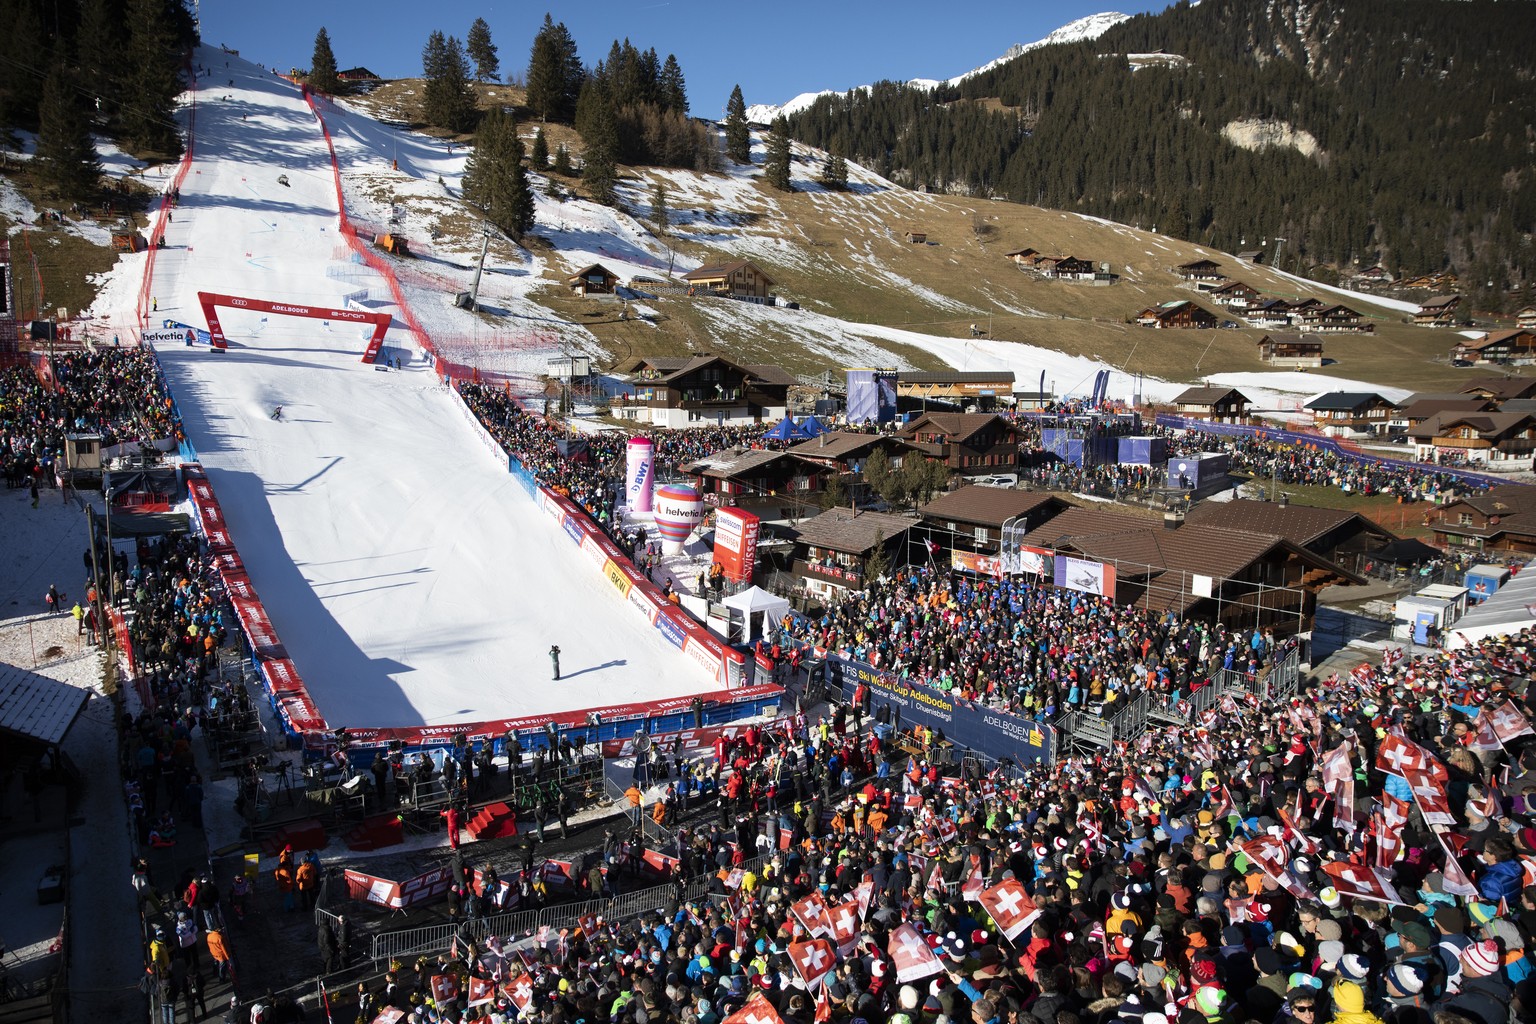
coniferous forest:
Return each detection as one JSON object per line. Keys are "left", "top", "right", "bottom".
{"left": 784, "top": 0, "right": 1536, "bottom": 311}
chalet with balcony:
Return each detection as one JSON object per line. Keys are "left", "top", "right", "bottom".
{"left": 1049, "top": 256, "right": 1099, "bottom": 280}
{"left": 917, "top": 486, "right": 1069, "bottom": 560}
{"left": 610, "top": 354, "right": 792, "bottom": 428}
{"left": 905, "top": 231, "right": 928, "bottom": 244}
{"left": 1176, "top": 259, "right": 1224, "bottom": 282}
{"left": 681, "top": 260, "right": 774, "bottom": 300}
{"left": 896, "top": 412, "right": 1022, "bottom": 476}
{"left": 1516, "top": 306, "right": 1536, "bottom": 331}
{"left": 1407, "top": 412, "right": 1536, "bottom": 466}
{"left": 679, "top": 447, "right": 827, "bottom": 519}
{"left": 566, "top": 263, "right": 619, "bottom": 295}
{"left": 1184, "top": 498, "right": 1398, "bottom": 569}
{"left": 1135, "top": 300, "right": 1218, "bottom": 329}
{"left": 1236, "top": 250, "right": 1267, "bottom": 265}
{"left": 1296, "top": 302, "right": 1374, "bottom": 333}
{"left": 1248, "top": 299, "right": 1295, "bottom": 329}
{"left": 1210, "top": 280, "right": 1261, "bottom": 309}
{"left": 895, "top": 370, "right": 1016, "bottom": 407}
{"left": 1401, "top": 274, "right": 1459, "bottom": 292}
{"left": 1304, "top": 392, "right": 1399, "bottom": 436}
{"left": 1413, "top": 294, "right": 1463, "bottom": 327}
{"left": 1451, "top": 330, "right": 1536, "bottom": 366}
{"left": 1257, "top": 333, "right": 1325, "bottom": 368}
{"left": 1017, "top": 506, "right": 1361, "bottom": 631}
{"left": 1003, "top": 247, "right": 1040, "bottom": 267}
{"left": 1351, "top": 266, "right": 1394, "bottom": 289}
{"left": 1425, "top": 486, "right": 1536, "bottom": 555}
{"left": 786, "top": 431, "right": 916, "bottom": 505}
{"left": 1171, "top": 386, "right": 1252, "bottom": 423}
{"left": 788, "top": 507, "right": 917, "bottom": 599}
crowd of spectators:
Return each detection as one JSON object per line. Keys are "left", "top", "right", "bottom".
{"left": 780, "top": 565, "right": 1289, "bottom": 720}
{"left": 0, "top": 348, "right": 183, "bottom": 489}
{"left": 299, "top": 624, "right": 1536, "bottom": 1024}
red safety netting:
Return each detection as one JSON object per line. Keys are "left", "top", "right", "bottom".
{"left": 136, "top": 71, "right": 199, "bottom": 326}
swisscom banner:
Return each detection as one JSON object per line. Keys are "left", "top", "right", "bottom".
{"left": 823, "top": 654, "right": 1052, "bottom": 765}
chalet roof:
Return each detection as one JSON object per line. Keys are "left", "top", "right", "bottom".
{"left": 896, "top": 412, "right": 1015, "bottom": 443}
{"left": 1020, "top": 507, "right": 1360, "bottom": 614}
{"left": 617, "top": 354, "right": 789, "bottom": 387}
{"left": 787, "top": 431, "right": 903, "bottom": 461}
{"left": 617, "top": 355, "right": 692, "bottom": 375}
{"left": 681, "top": 447, "right": 803, "bottom": 479}
{"left": 1460, "top": 377, "right": 1536, "bottom": 401}
{"left": 1398, "top": 397, "right": 1494, "bottom": 420}
{"left": 1212, "top": 280, "right": 1256, "bottom": 294}
{"left": 1420, "top": 295, "right": 1462, "bottom": 309}
{"left": 1172, "top": 386, "right": 1251, "bottom": 406}
{"left": 740, "top": 363, "right": 796, "bottom": 386}
{"left": 1178, "top": 259, "right": 1222, "bottom": 270}
{"left": 918, "top": 487, "right": 1067, "bottom": 528}
{"left": 567, "top": 262, "right": 617, "bottom": 281}
{"left": 681, "top": 260, "right": 775, "bottom": 286}
{"left": 1460, "top": 330, "right": 1536, "bottom": 350}
{"left": 1412, "top": 411, "right": 1536, "bottom": 439}
{"left": 1003, "top": 248, "right": 1039, "bottom": 258}
{"left": 1236, "top": 250, "right": 1265, "bottom": 261}
{"left": 1305, "top": 392, "right": 1393, "bottom": 413}
{"left": 897, "top": 370, "right": 1017, "bottom": 385}
{"left": 791, "top": 507, "right": 918, "bottom": 554}
{"left": 1445, "top": 485, "right": 1536, "bottom": 518}
{"left": 1183, "top": 499, "right": 1394, "bottom": 548}
{"left": 1302, "top": 303, "right": 1361, "bottom": 317}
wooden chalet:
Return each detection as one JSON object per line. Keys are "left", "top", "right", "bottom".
{"left": 788, "top": 508, "right": 917, "bottom": 599}
{"left": 566, "top": 263, "right": 619, "bottom": 296}
{"left": 1351, "top": 266, "right": 1394, "bottom": 289}
{"left": 1396, "top": 396, "right": 1497, "bottom": 432}
{"left": 1049, "top": 256, "right": 1099, "bottom": 280}
{"left": 1018, "top": 506, "right": 1361, "bottom": 632}
{"left": 1003, "top": 248, "right": 1040, "bottom": 267}
{"left": 682, "top": 260, "right": 774, "bottom": 300}
{"left": 1171, "top": 386, "right": 1252, "bottom": 423}
{"left": 1304, "top": 392, "right": 1398, "bottom": 436}
{"left": 905, "top": 231, "right": 928, "bottom": 244}
{"left": 1257, "top": 333, "right": 1325, "bottom": 368}
{"left": 1296, "top": 302, "right": 1373, "bottom": 333}
{"left": 895, "top": 370, "right": 1016, "bottom": 405}
{"left": 896, "top": 413, "right": 1022, "bottom": 476}
{"left": 1210, "top": 280, "right": 1261, "bottom": 309}
{"left": 787, "top": 431, "right": 916, "bottom": 504}
{"left": 1451, "top": 330, "right": 1536, "bottom": 366}
{"left": 338, "top": 67, "right": 381, "bottom": 81}
{"left": 1401, "top": 274, "right": 1459, "bottom": 292}
{"left": 1236, "top": 250, "right": 1267, "bottom": 265}
{"left": 1460, "top": 377, "right": 1536, "bottom": 402}
{"left": 917, "top": 487, "right": 1069, "bottom": 558}
{"left": 680, "top": 447, "right": 827, "bottom": 518}
{"left": 1135, "top": 300, "right": 1218, "bottom": 329}
{"left": 610, "top": 354, "right": 792, "bottom": 428}
{"left": 1413, "top": 295, "right": 1463, "bottom": 327}
{"left": 1425, "top": 486, "right": 1536, "bottom": 556}
{"left": 1407, "top": 412, "right": 1536, "bottom": 466}
{"left": 1517, "top": 306, "right": 1536, "bottom": 331}
{"left": 1176, "top": 259, "right": 1224, "bottom": 282}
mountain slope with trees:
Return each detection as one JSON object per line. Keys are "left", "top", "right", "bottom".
{"left": 783, "top": 0, "right": 1536, "bottom": 312}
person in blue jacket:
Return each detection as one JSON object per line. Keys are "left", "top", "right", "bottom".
{"left": 1475, "top": 834, "right": 1525, "bottom": 903}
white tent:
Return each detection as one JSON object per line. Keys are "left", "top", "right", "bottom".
{"left": 722, "top": 585, "right": 791, "bottom": 642}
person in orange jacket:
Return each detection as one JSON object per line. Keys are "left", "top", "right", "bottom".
{"left": 295, "top": 854, "right": 319, "bottom": 910}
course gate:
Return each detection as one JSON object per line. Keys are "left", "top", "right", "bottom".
{"left": 196, "top": 291, "right": 393, "bottom": 363}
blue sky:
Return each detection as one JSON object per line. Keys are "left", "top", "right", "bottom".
{"left": 197, "top": 1, "right": 1167, "bottom": 118}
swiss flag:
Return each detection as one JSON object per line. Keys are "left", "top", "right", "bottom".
{"left": 1236, "top": 835, "right": 1312, "bottom": 901}
{"left": 502, "top": 973, "right": 535, "bottom": 1016}
{"left": 853, "top": 874, "right": 874, "bottom": 920}
{"left": 1377, "top": 730, "right": 1448, "bottom": 784}
{"left": 977, "top": 878, "right": 1041, "bottom": 942}
{"left": 815, "top": 986, "right": 832, "bottom": 1023}
{"left": 924, "top": 860, "right": 946, "bottom": 897}
{"left": 791, "top": 892, "right": 831, "bottom": 937}
{"left": 961, "top": 863, "right": 986, "bottom": 901}
{"left": 1322, "top": 860, "right": 1404, "bottom": 905}
{"left": 887, "top": 922, "right": 944, "bottom": 983}
{"left": 829, "top": 899, "right": 861, "bottom": 954}
{"left": 1490, "top": 700, "right": 1536, "bottom": 744}
{"left": 1374, "top": 794, "right": 1411, "bottom": 870}
{"left": 576, "top": 913, "right": 601, "bottom": 939}
{"left": 1402, "top": 765, "right": 1456, "bottom": 827}
{"left": 788, "top": 938, "right": 836, "bottom": 990}
{"left": 370, "top": 1010, "right": 406, "bottom": 1024}
{"left": 467, "top": 976, "right": 495, "bottom": 1008}
{"left": 724, "top": 994, "right": 785, "bottom": 1024}
{"left": 430, "top": 974, "right": 460, "bottom": 1004}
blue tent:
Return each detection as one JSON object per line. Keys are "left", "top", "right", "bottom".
{"left": 798, "top": 416, "right": 828, "bottom": 438}
{"left": 764, "top": 416, "right": 810, "bottom": 442}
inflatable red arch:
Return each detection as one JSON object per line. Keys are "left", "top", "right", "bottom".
{"left": 196, "top": 291, "right": 392, "bottom": 363}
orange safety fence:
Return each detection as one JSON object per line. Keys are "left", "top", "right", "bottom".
{"left": 136, "top": 65, "right": 199, "bottom": 327}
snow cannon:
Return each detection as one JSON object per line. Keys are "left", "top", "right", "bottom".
{"left": 626, "top": 438, "right": 656, "bottom": 513}
{"left": 654, "top": 484, "right": 703, "bottom": 555}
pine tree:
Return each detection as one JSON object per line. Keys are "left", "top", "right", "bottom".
{"left": 650, "top": 180, "right": 668, "bottom": 236}
{"left": 864, "top": 531, "right": 890, "bottom": 583}
{"left": 659, "top": 55, "right": 688, "bottom": 114}
{"left": 77, "top": 0, "right": 125, "bottom": 121}
{"left": 724, "top": 84, "right": 751, "bottom": 164}
{"left": 818, "top": 153, "right": 848, "bottom": 191}
{"left": 552, "top": 143, "right": 572, "bottom": 176}
{"left": 309, "top": 28, "right": 341, "bottom": 94}
{"left": 422, "top": 31, "right": 478, "bottom": 133}
{"left": 576, "top": 78, "right": 619, "bottom": 206}
{"left": 525, "top": 14, "right": 583, "bottom": 123}
{"left": 466, "top": 17, "right": 500, "bottom": 82}
{"left": 36, "top": 52, "right": 103, "bottom": 202}
{"left": 463, "top": 106, "right": 534, "bottom": 238}
{"left": 764, "top": 115, "right": 793, "bottom": 191}
{"left": 819, "top": 472, "right": 847, "bottom": 510}
{"left": 529, "top": 126, "right": 549, "bottom": 170}
{"left": 120, "top": 0, "right": 183, "bottom": 156}
{"left": 0, "top": 0, "right": 46, "bottom": 134}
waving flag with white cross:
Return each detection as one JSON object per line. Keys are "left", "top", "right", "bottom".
{"left": 1490, "top": 700, "right": 1536, "bottom": 745}
{"left": 502, "top": 973, "right": 534, "bottom": 1017}
{"left": 1321, "top": 860, "right": 1403, "bottom": 905}
{"left": 724, "top": 994, "right": 785, "bottom": 1024}
{"left": 1374, "top": 794, "right": 1411, "bottom": 870}
{"left": 853, "top": 873, "right": 874, "bottom": 920}
{"left": 1236, "top": 835, "right": 1313, "bottom": 901}
{"left": 888, "top": 922, "right": 945, "bottom": 983}
{"left": 1403, "top": 764, "right": 1456, "bottom": 827}
{"left": 829, "top": 900, "right": 861, "bottom": 954}
{"left": 977, "top": 878, "right": 1042, "bottom": 941}
{"left": 788, "top": 938, "right": 836, "bottom": 990}
{"left": 791, "top": 891, "right": 831, "bottom": 938}
{"left": 467, "top": 977, "right": 495, "bottom": 1008}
